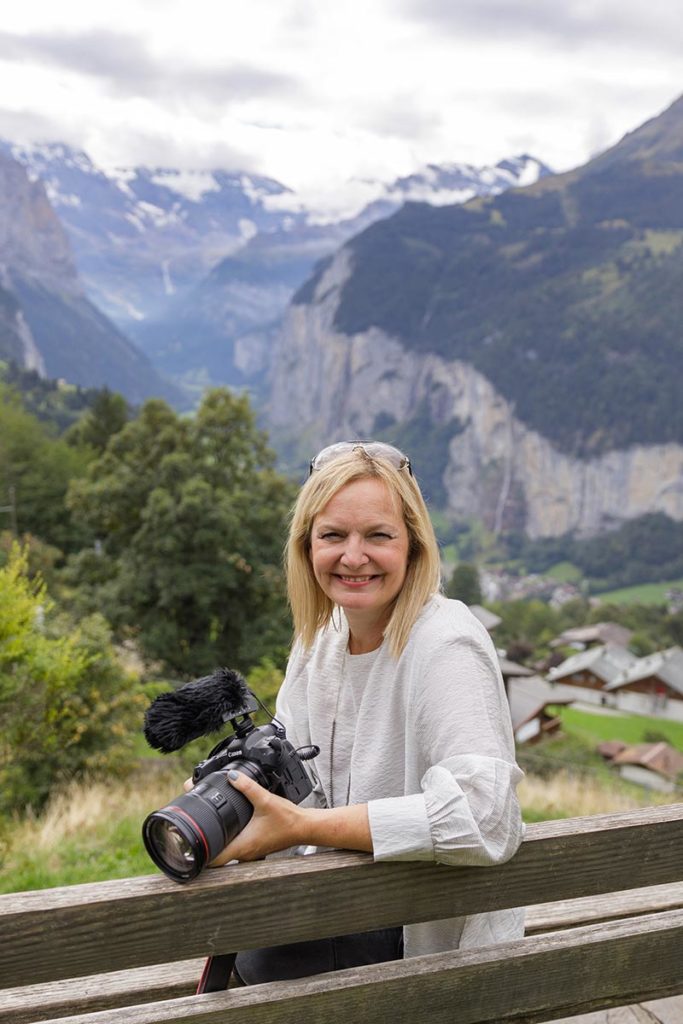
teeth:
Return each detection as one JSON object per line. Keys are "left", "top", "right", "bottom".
{"left": 339, "top": 575, "right": 372, "bottom": 582}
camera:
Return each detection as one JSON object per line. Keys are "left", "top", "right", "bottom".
{"left": 142, "top": 670, "right": 318, "bottom": 883}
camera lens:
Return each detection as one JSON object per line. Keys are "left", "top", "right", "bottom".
{"left": 145, "top": 818, "right": 198, "bottom": 876}
{"left": 142, "top": 768, "right": 255, "bottom": 883}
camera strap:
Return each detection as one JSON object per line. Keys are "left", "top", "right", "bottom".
{"left": 196, "top": 953, "right": 236, "bottom": 993}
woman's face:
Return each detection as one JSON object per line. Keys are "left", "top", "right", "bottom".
{"left": 309, "top": 477, "right": 410, "bottom": 632}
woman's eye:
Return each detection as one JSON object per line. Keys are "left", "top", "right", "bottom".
{"left": 371, "top": 532, "right": 392, "bottom": 539}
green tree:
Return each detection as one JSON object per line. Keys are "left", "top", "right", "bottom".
{"left": 446, "top": 563, "right": 482, "bottom": 605}
{"left": 0, "top": 547, "right": 144, "bottom": 813}
{"left": 67, "top": 389, "right": 296, "bottom": 676}
{"left": 0, "top": 384, "right": 93, "bottom": 553}
{"left": 66, "top": 388, "right": 130, "bottom": 453}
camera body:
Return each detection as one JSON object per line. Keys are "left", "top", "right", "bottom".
{"left": 142, "top": 683, "right": 318, "bottom": 883}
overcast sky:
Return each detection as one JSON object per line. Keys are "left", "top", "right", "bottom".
{"left": 1, "top": 0, "right": 681, "bottom": 214}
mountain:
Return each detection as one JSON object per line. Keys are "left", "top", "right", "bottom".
{"left": 0, "top": 150, "right": 179, "bottom": 404}
{"left": 312, "top": 98, "right": 683, "bottom": 456}
{"left": 3, "top": 142, "right": 550, "bottom": 395}
{"left": 133, "top": 155, "right": 551, "bottom": 395}
{"left": 1, "top": 141, "right": 301, "bottom": 326}
{"left": 265, "top": 95, "right": 683, "bottom": 539}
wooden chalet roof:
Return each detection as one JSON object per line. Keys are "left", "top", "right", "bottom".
{"left": 547, "top": 644, "right": 637, "bottom": 686}
{"left": 612, "top": 742, "right": 683, "bottom": 780}
{"left": 507, "top": 676, "right": 574, "bottom": 732}
{"left": 605, "top": 646, "right": 683, "bottom": 697}
{"left": 550, "top": 622, "right": 633, "bottom": 649}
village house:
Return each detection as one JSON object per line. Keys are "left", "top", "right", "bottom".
{"left": 507, "top": 676, "right": 573, "bottom": 744}
{"left": 550, "top": 622, "right": 633, "bottom": 650}
{"left": 548, "top": 644, "right": 683, "bottom": 722}
{"left": 598, "top": 740, "right": 683, "bottom": 793}
{"left": 603, "top": 646, "right": 683, "bottom": 716}
{"left": 547, "top": 644, "right": 636, "bottom": 695}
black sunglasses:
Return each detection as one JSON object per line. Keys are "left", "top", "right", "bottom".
{"left": 309, "top": 441, "right": 413, "bottom": 477}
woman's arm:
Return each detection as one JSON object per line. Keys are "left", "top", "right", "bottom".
{"left": 208, "top": 771, "right": 372, "bottom": 866}
{"left": 369, "top": 629, "right": 524, "bottom": 867}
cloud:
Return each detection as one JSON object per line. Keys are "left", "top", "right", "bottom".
{"left": 361, "top": 96, "right": 442, "bottom": 141}
{"left": 395, "top": 0, "right": 683, "bottom": 53}
{"left": 0, "top": 29, "right": 300, "bottom": 106}
{"left": 96, "top": 126, "right": 261, "bottom": 174}
{"left": 0, "top": 107, "right": 71, "bottom": 146}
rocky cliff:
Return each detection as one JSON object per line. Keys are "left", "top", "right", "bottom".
{"left": 0, "top": 150, "right": 179, "bottom": 404}
{"left": 267, "top": 250, "right": 683, "bottom": 539}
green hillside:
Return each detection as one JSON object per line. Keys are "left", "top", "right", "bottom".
{"left": 308, "top": 96, "right": 683, "bottom": 456}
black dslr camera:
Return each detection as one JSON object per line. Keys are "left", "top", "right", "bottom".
{"left": 142, "top": 668, "right": 318, "bottom": 883}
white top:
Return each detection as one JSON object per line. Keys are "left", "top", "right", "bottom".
{"left": 275, "top": 594, "right": 525, "bottom": 957}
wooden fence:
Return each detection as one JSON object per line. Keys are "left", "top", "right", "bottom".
{"left": 1, "top": 803, "right": 682, "bottom": 1024}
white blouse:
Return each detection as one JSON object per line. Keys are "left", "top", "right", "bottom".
{"left": 275, "top": 594, "right": 526, "bottom": 957}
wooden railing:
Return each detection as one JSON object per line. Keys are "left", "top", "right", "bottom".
{"left": 1, "top": 803, "right": 682, "bottom": 1024}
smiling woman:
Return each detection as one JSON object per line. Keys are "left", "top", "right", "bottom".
{"left": 309, "top": 476, "right": 410, "bottom": 653}
{"left": 192, "top": 440, "right": 525, "bottom": 989}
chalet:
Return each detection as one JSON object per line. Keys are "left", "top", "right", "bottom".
{"left": 548, "top": 644, "right": 683, "bottom": 722}
{"left": 601, "top": 741, "right": 683, "bottom": 794}
{"left": 550, "top": 622, "right": 633, "bottom": 650}
{"left": 507, "top": 676, "right": 574, "bottom": 744}
{"left": 547, "top": 644, "right": 637, "bottom": 694}
{"left": 605, "top": 646, "right": 683, "bottom": 710}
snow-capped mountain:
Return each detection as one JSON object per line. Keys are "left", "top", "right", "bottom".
{"left": 0, "top": 147, "right": 179, "bottom": 404}
{"left": 2, "top": 141, "right": 552, "bottom": 394}
{"left": 1, "top": 141, "right": 306, "bottom": 326}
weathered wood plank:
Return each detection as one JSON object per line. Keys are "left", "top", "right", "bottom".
{"left": 7, "top": 882, "right": 683, "bottom": 1024}
{"left": 0, "top": 962, "right": 203, "bottom": 1024}
{"left": 1, "top": 805, "right": 681, "bottom": 988}
{"left": 28, "top": 909, "right": 683, "bottom": 1024}
{"left": 525, "top": 882, "right": 683, "bottom": 934}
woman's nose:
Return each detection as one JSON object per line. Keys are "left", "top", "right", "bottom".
{"left": 340, "top": 536, "right": 369, "bottom": 568}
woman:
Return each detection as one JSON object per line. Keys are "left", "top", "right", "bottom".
{"left": 215, "top": 441, "right": 524, "bottom": 981}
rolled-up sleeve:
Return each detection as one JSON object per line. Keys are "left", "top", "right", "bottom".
{"left": 368, "top": 628, "right": 525, "bottom": 866}
{"left": 369, "top": 756, "right": 524, "bottom": 864}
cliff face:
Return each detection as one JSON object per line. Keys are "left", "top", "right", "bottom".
{"left": 0, "top": 151, "right": 79, "bottom": 290}
{"left": 0, "top": 150, "right": 179, "bottom": 404}
{"left": 267, "top": 251, "right": 683, "bottom": 539}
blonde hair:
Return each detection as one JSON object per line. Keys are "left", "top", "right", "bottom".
{"left": 286, "top": 449, "right": 442, "bottom": 658}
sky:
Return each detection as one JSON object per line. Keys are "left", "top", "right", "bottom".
{"left": 0, "top": 0, "right": 681, "bottom": 215}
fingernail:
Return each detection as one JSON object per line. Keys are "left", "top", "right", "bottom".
{"left": 228, "top": 770, "right": 240, "bottom": 780}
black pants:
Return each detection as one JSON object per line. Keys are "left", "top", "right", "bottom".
{"left": 234, "top": 927, "right": 403, "bottom": 986}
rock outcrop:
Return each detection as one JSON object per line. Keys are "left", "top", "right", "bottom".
{"left": 267, "top": 250, "right": 683, "bottom": 539}
{"left": 0, "top": 150, "right": 179, "bottom": 404}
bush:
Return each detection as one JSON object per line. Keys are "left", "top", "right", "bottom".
{"left": 0, "top": 546, "right": 145, "bottom": 814}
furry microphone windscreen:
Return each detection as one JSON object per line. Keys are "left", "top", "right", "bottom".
{"left": 143, "top": 668, "right": 253, "bottom": 753}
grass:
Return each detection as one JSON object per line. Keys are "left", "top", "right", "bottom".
{"left": 545, "top": 561, "right": 583, "bottom": 583}
{"left": 517, "top": 769, "right": 673, "bottom": 822}
{"left": 549, "top": 705, "right": 683, "bottom": 751}
{"left": 592, "top": 578, "right": 683, "bottom": 605}
{"left": 2, "top": 702, "right": 679, "bottom": 893}
{"left": 0, "top": 766, "right": 184, "bottom": 894}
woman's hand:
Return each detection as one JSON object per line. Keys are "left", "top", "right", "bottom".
{"left": 185, "top": 770, "right": 374, "bottom": 868}
{"left": 209, "top": 771, "right": 306, "bottom": 866}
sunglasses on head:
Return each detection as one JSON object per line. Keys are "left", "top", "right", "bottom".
{"left": 308, "top": 441, "right": 413, "bottom": 477}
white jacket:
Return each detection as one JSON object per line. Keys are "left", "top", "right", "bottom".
{"left": 276, "top": 594, "right": 525, "bottom": 957}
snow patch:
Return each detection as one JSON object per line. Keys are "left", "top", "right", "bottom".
{"left": 515, "top": 158, "right": 544, "bottom": 188}
{"left": 44, "top": 180, "right": 82, "bottom": 208}
{"left": 137, "top": 201, "right": 182, "bottom": 228}
{"left": 150, "top": 169, "right": 220, "bottom": 202}
{"left": 238, "top": 218, "right": 257, "bottom": 241}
